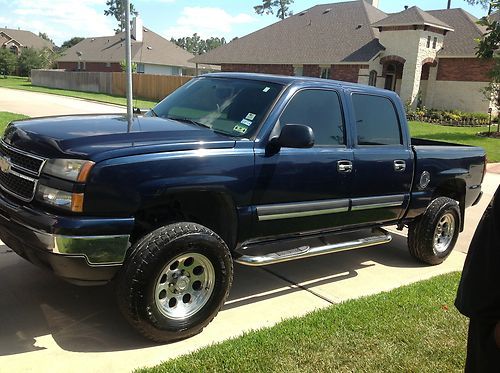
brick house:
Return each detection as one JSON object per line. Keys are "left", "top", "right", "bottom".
{"left": 0, "top": 27, "right": 54, "bottom": 55}
{"left": 192, "top": 0, "right": 494, "bottom": 113}
{"left": 57, "top": 18, "right": 217, "bottom": 76}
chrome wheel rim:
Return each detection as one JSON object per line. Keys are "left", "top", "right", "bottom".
{"left": 433, "top": 213, "right": 455, "bottom": 253}
{"left": 155, "top": 252, "right": 215, "bottom": 320}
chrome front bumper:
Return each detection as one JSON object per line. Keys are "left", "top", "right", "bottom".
{"left": 53, "top": 234, "right": 130, "bottom": 264}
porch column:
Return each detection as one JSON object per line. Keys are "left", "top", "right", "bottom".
{"left": 399, "top": 61, "right": 423, "bottom": 108}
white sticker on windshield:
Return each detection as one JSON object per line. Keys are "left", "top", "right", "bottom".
{"left": 240, "top": 119, "right": 252, "bottom": 126}
{"left": 233, "top": 124, "right": 248, "bottom": 134}
{"left": 245, "top": 113, "right": 256, "bottom": 120}
{"left": 263, "top": 87, "right": 270, "bottom": 92}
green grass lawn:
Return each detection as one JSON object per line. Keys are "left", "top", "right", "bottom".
{"left": 0, "top": 112, "right": 28, "bottom": 133}
{"left": 409, "top": 121, "right": 499, "bottom": 162}
{"left": 138, "top": 272, "right": 467, "bottom": 373}
{"left": 0, "top": 76, "right": 157, "bottom": 109}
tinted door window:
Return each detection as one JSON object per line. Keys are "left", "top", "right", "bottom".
{"left": 352, "top": 94, "right": 402, "bottom": 145}
{"left": 279, "top": 90, "right": 344, "bottom": 146}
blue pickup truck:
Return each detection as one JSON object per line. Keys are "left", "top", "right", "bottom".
{"left": 0, "top": 73, "right": 485, "bottom": 342}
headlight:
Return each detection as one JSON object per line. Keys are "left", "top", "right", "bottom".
{"left": 36, "top": 185, "right": 84, "bottom": 212}
{"left": 42, "top": 159, "right": 94, "bottom": 182}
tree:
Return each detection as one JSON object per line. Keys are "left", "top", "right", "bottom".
{"left": 474, "top": 1, "right": 500, "bottom": 131}
{"left": 254, "top": 0, "right": 294, "bottom": 20}
{"left": 0, "top": 48, "right": 17, "bottom": 76}
{"left": 464, "top": 0, "right": 496, "bottom": 14}
{"left": 104, "top": 0, "right": 138, "bottom": 34}
{"left": 17, "top": 47, "right": 56, "bottom": 76}
{"left": 170, "top": 34, "right": 226, "bottom": 55}
{"left": 60, "top": 37, "right": 84, "bottom": 50}
{"left": 38, "top": 32, "right": 54, "bottom": 45}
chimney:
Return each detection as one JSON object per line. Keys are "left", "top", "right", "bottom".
{"left": 132, "top": 16, "right": 143, "bottom": 42}
{"left": 364, "top": 0, "right": 379, "bottom": 8}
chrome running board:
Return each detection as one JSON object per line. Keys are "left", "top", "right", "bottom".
{"left": 235, "top": 228, "right": 392, "bottom": 267}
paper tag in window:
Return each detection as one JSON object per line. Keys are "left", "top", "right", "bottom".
{"left": 240, "top": 119, "right": 252, "bottom": 126}
{"left": 245, "top": 113, "right": 256, "bottom": 120}
{"left": 233, "top": 124, "right": 248, "bottom": 134}
{"left": 263, "top": 87, "right": 270, "bottom": 92}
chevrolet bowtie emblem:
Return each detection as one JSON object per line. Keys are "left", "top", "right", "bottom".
{"left": 0, "top": 156, "right": 12, "bottom": 173}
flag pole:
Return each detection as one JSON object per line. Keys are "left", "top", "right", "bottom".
{"left": 125, "top": 0, "right": 133, "bottom": 132}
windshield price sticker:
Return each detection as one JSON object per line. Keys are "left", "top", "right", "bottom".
{"left": 245, "top": 113, "right": 256, "bottom": 120}
{"left": 240, "top": 119, "right": 252, "bottom": 126}
{"left": 263, "top": 87, "right": 271, "bottom": 92}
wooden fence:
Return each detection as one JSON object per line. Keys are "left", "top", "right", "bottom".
{"left": 31, "top": 70, "right": 192, "bottom": 101}
{"left": 111, "top": 73, "right": 192, "bottom": 101}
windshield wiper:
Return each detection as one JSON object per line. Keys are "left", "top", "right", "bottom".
{"left": 149, "top": 108, "right": 158, "bottom": 117}
{"left": 166, "top": 116, "right": 210, "bottom": 129}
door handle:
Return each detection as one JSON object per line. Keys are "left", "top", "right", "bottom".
{"left": 394, "top": 160, "right": 406, "bottom": 172}
{"left": 337, "top": 160, "right": 353, "bottom": 173}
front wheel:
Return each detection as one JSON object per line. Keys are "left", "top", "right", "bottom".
{"left": 408, "top": 197, "right": 460, "bottom": 265}
{"left": 116, "top": 222, "right": 233, "bottom": 343}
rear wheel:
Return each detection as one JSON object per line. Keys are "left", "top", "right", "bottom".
{"left": 116, "top": 222, "right": 233, "bottom": 343}
{"left": 408, "top": 197, "right": 460, "bottom": 265}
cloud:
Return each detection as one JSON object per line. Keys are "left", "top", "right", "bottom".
{"left": 6, "top": 0, "right": 114, "bottom": 45}
{"left": 164, "top": 6, "right": 254, "bottom": 39}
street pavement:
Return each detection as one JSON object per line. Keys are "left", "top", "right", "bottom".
{"left": 0, "top": 87, "right": 125, "bottom": 117}
{"left": 0, "top": 90, "right": 498, "bottom": 372}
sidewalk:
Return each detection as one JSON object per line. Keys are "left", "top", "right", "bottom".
{"left": 0, "top": 87, "right": 125, "bottom": 117}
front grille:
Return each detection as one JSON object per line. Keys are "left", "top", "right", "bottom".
{"left": 0, "top": 141, "right": 45, "bottom": 202}
{"left": 0, "top": 141, "right": 45, "bottom": 176}
{"left": 0, "top": 170, "right": 36, "bottom": 201}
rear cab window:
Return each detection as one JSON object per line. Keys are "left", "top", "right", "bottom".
{"left": 351, "top": 94, "right": 403, "bottom": 146}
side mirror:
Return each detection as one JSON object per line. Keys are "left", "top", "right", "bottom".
{"left": 275, "top": 124, "right": 315, "bottom": 149}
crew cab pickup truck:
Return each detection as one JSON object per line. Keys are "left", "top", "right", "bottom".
{"left": 0, "top": 73, "right": 485, "bottom": 342}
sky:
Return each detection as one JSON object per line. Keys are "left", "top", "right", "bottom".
{"left": 0, "top": 0, "right": 491, "bottom": 47}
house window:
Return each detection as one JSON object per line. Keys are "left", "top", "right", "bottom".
{"left": 82, "top": 61, "right": 86, "bottom": 70}
{"left": 368, "top": 70, "right": 377, "bottom": 86}
{"left": 106, "top": 62, "right": 111, "bottom": 68}
{"left": 9, "top": 45, "right": 18, "bottom": 54}
{"left": 137, "top": 63, "right": 145, "bottom": 73}
{"left": 433, "top": 37, "right": 438, "bottom": 49}
{"left": 426, "top": 36, "right": 431, "bottom": 48}
{"left": 320, "top": 67, "right": 330, "bottom": 79}
{"left": 293, "top": 66, "right": 303, "bottom": 76}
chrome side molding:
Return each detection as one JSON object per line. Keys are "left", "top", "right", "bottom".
{"left": 235, "top": 228, "right": 392, "bottom": 266}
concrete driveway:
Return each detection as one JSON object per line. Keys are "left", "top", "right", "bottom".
{"left": 0, "top": 87, "right": 125, "bottom": 117}
{"left": 0, "top": 172, "right": 497, "bottom": 373}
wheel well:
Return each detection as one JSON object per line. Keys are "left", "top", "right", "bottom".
{"left": 131, "top": 191, "right": 238, "bottom": 249}
{"left": 433, "top": 179, "right": 466, "bottom": 231}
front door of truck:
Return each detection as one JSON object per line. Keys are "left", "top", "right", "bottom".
{"left": 252, "top": 88, "right": 354, "bottom": 239}
{"left": 348, "top": 92, "right": 413, "bottom": 225}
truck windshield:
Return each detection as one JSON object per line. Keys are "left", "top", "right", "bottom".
{"left": 148, "top": 77, "right": 283, "bottom": 138}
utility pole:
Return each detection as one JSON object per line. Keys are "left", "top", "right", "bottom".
{"left": 447, "top": 0, "right": 451, "bottom": 9}
{"left": 125, "top": 0, "right": 133, "bottom": 132}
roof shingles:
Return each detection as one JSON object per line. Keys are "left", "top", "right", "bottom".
{"left": 192, "top": 1, "right": 387, "bottom": 65}
{"left": 0, "top": 27, "right": 54, "bottom": 50}
{"left": 372, "top": 6, "right": 454, "bottom": 30}
{"left": 58, "top": 28, "right": 196, "bottom": 68}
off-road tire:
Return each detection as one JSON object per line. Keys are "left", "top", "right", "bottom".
{"left": 116, "top": 222, "right": 233, "bottom": 343}
{"left": 408, "top": 197, "right": 460, "bottom": 265}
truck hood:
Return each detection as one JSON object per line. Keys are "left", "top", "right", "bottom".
{"left": 3, "top": 114, "right": 237, "bottom": 161}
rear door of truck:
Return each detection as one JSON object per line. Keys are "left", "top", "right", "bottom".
{"left": 344, "top": 89, "right": 414, "bottom": 225}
